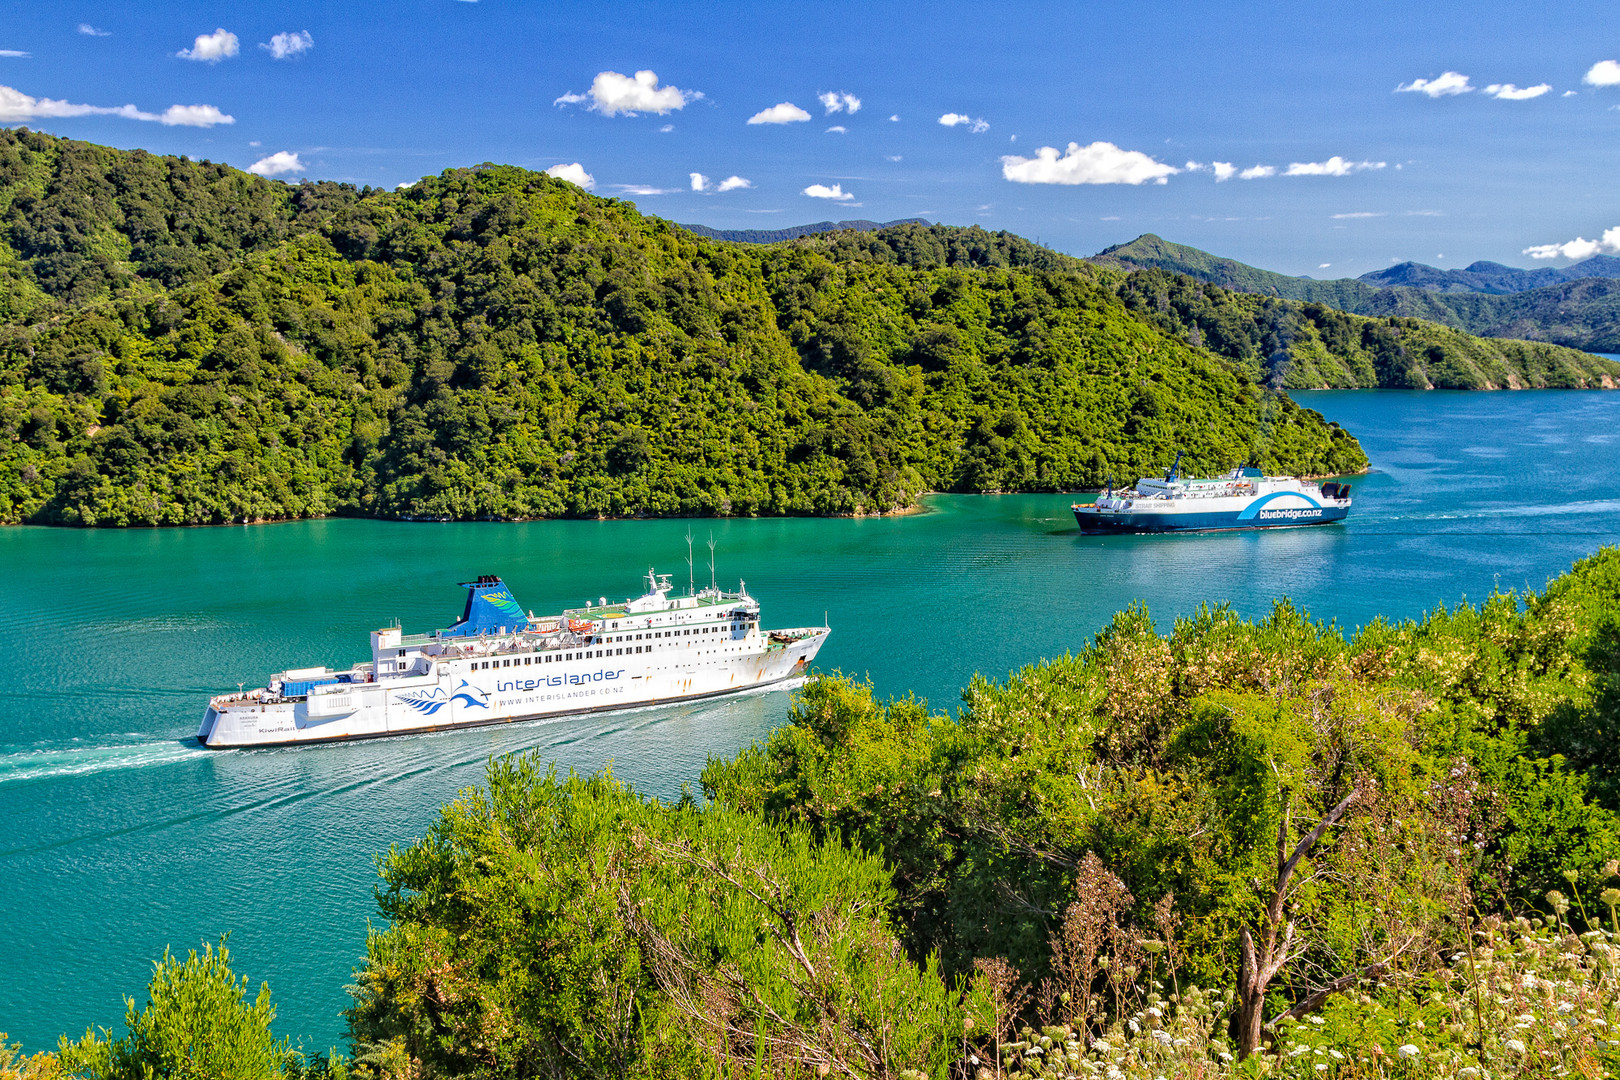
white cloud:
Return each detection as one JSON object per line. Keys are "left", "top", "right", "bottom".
{"left": 1001, "top": 141, "right": 1178, "bottom": 185}
{"left": 690, "top": 172, "right": 709, "bottom": 191}
{"left": 1331, "top": 211, "right": 1385, "bottom": 219}
{"left": 555, "top": 70, "right": 696, "bottom": 116}
{"left": 159, "top": 103, "right": 233, "bottom": 127}
{"left": 1483, "top": 82, "right": 1551, "bottom": 100}
{"left": 659, "top": 123, "right": 674, "bottom": 132}
{"left": 717, "top": 175, "right": 751, "bottom": 191}
{"left": 78, "top": 24, "right": 110, "bottom": 36}
{"left": 826, "top": 124, "right": 846, "bottom": 134}
{"left": 748, "top": 101, "right": 811, "bottom": 124}
{"left": 1285, "top": 156, "right": 1386, "bottom": 176}
{"left": 1396, "top": 71, "right": 1473, "bottom": 97}
{"left": 1405, "top": 209, "right": 1443, "bottom": 216}
{"left": 0, "top": 84, "right": 233, "bottom": 126}
{"left": 1523, "top": 226, "right": 1620, "bottom": 260}
{"left": 396, "top": 180, "right": 416, "bottom": 190}
{"left": 247, "top": 151, "right": 302, "bottom": 176}
{"left": 178, "top": 28, "right": 239, "bottom": 63}
{"left": 545, "top": 162, "right": 595, "bottom": 189}
{"left": 1239, "top": 164, "right": 1276, "bottom": 179}
{"left": 1563, "top": 90, "right": 1578, "bottom": 97}
{"left": 1213, "top": 161, "right": 1236, "bottom": 181}
{"left": 1319, "top": 263, "right": 1332, "bottom": 268}
{"left": 939, "top": 112, "right": 989, "bottom": 133}
{"left": 819, "top": 91, "right": 861, "bottom": 114}
{"left": 885, "top": 154, "right": 902, "bottom": 162}
{"left": 1585, "top": 60, "right": 1620, "bottom": 87}
{"left": 614, "top": 184, "right": 674, "bottom": 195}
{"left": 888, "top": 113, "right": 899, "bottom": 121}
{"left": 261, "top": 31, "right": 313, "bottom": 60}
{"left": 803, "top": 183, "right": 854, "bottom": 201}
{"left": 0, "top": 51, "right": 30, "bottom": 59}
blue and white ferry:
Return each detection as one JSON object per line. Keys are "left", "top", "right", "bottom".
{"left": 198, "top": 570, "right": 829, "bottom": 749}
{"left": 1073, "top": 456, "right": 1352, "bottom": 533}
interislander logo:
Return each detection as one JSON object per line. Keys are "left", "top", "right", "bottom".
{"left": 397, "top": 680, "right": 491, "bottom": 715}
{"left": 500, "top": 669, "right": 625, "bottom": 692}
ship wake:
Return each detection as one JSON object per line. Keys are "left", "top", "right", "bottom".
{"left": 0, "top": 739, "right": 209, "bottom": 786}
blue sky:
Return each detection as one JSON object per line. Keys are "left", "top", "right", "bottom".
{"left": 2, "top": 0, "right": 1619, "bottom": 277}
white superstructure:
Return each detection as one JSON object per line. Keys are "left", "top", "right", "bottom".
{"left": 198, "top": 570, "right": 829, "bottom": 749}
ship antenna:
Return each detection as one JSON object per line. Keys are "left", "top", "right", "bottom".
{"left": 685, "top": 528, "right": 695, "bottom": 596}
{"left": 707, "top": 532, "right": 717, "bottom": 593}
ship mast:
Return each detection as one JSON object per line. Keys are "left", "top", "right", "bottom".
{"left": 685, "top": 529, "right": 695, "bottom": 596}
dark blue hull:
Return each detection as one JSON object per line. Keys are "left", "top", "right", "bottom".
{"left": 1073, "top": 505, "right": 1350, "bottom": 533}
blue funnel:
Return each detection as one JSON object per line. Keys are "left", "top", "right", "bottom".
{"left": 442, "top": 576, "right": 528, "bottom": 636}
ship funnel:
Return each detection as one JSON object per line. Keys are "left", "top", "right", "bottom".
{"left": 442, "top": 575, "right": 528, "bottom": 637}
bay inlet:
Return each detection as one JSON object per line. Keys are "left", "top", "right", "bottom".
{"left": 4, "top": 388, "right": 1620, "bottom": 1051}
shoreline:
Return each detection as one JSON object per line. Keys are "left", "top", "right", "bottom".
{"left": 0, "top": 475, "right": 1376, "bottom": 531}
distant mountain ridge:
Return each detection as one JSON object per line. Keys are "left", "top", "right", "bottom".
{"left": 1090, "top": 235, "right": 1620, "bottom": 352}
{"left": 676, "top": 218, "right": 929, "bottom": 244}
{"left": 1360, "top": 256, "right": 1620, "bottom": 295}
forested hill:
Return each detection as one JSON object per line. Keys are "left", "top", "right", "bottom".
{"left": 817, "top": 224, "right": 1618, "bottom": 390}
{"left": 0, "top": 129, "right": 1371, "bottom": 526}
{"left": 1093, "top": 233, "right": 1620, "bottom": 353}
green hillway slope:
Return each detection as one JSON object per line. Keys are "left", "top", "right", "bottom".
{"left": 4, "top": 133, "right": 1612, "bottom": 527}
{"left": 0, "top": 130, "right": 1370, "bottom": 526}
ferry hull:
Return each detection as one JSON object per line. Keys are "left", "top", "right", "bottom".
{"left": 199, "top": 629, "right": 827, "bottom": 749}
{"left": 1074, "top": 504, "right": 1349, "bottom": 533}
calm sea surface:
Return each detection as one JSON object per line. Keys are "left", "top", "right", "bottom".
{"left": 6, "top": 388, "right": 1620, "bottom": 1051}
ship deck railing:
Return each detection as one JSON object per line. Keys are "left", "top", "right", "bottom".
{"left": 561, "top": 590, "right": 751, "bottom": 621}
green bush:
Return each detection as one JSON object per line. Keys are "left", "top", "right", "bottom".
{"left": 53, "top": 939, "right": 343, "bottom": 1080}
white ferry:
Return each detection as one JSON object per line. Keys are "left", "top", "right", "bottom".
{"left": 1073, "top": 454, "right": 1352, "bottom": 533}
{"left": 198, "top": 571, "right": 829, "bottom": 749}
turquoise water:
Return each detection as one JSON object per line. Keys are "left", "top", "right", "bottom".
{"left": 5, "top": 388, "right": 1620, "bottom": 1052}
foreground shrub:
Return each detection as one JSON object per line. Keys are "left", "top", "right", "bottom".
{"left": 346, "top": 758, "right": 963, "bottom": 1078}
{"left": 51, "top": 939, "right": 343, "bottom": 1080}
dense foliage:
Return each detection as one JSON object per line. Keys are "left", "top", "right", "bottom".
{"left": 704, "top": 550, "right": 1620, "bottom": 990}
{"left": 1095, "top": 233, "right": 1620, "bottom": 355}
{"left": 0, "top": 128, "right": 1390, "bottom": 526}
{"left": 347, "top": 759, "right": 963, "bottom": 1078}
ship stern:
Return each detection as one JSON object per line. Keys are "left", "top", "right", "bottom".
{"left": 196, "top": 704, "right": 221, "bottom": 745}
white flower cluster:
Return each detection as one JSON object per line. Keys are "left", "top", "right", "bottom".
{"left": 966, "top": 919, "right": 1619, "bottom": 1080}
